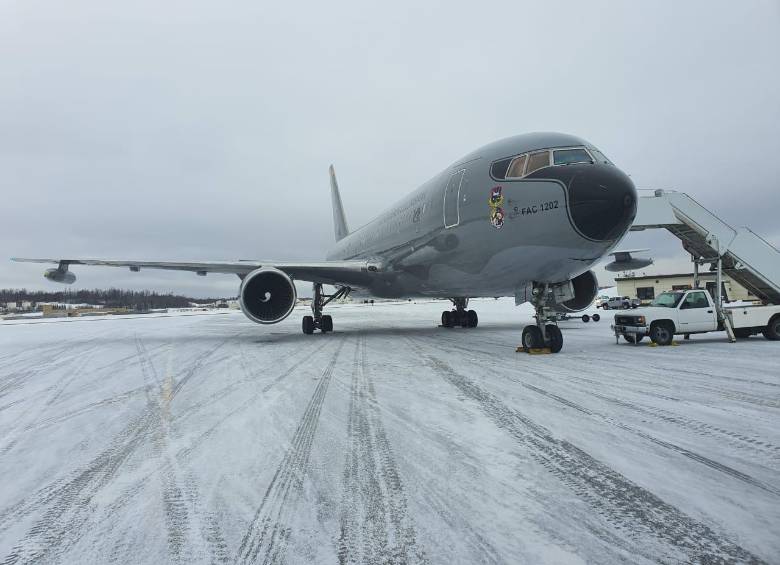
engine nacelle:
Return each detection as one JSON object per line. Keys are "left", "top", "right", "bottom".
{"left": 550, "top": 270, "right": 598, "bottom": 313}
{"left": 239, "top": 267, "right": 297, "bottom": 324}
{"left": 44, "top": 268, "right": 76, "bottom": 285}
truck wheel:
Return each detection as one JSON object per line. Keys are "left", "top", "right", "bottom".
{"left": 763, "top": 315, "right": 780, "bottom": 341}
{"left": 602, "top": 304, "right": 609, "bottom": 310}
{"left": 650, "top": 322, "right": 674, "bottom": 346}
{"left": 623, "top": 333, "right": 643, "bottom": 344}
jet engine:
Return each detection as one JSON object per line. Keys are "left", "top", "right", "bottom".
{"left": 44, "top": 267, "right": 76, "bottom": 284}
{"left": 550, "top": 270, "right": 598, "bottom": 313}
{"left": 239, "top": 267, "right": 297, "bottom": 324}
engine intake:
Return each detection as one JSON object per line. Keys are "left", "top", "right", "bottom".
{"left": 239, "top": 267, "right": 297, "bottom": 324}
{"left": 551, "top": 270, "right": 598, "bottom": 313}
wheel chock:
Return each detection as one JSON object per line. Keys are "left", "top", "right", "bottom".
{"left": 516, "top": 346, "right": 552, "bottom": 354}
{"left": 646, "top": 342, "right": 679, "bottom": 347}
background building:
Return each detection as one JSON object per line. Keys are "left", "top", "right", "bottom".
{"left": 616, "top": 272, "right": 757, "bottom": 304}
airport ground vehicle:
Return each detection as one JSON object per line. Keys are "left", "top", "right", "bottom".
{"left": 601, "top": 296, "right": 639, "bottom": 310}
{"left": 611, "top": 289, "right": 780, "bottom": 345}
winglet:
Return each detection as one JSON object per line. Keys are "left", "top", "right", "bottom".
{"left": 329, "top": 165, "right": 349, "bottom": 242}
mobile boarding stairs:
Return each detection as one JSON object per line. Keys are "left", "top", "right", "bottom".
{"left": 631, "top": 189, "right": 780, "bottom": 341}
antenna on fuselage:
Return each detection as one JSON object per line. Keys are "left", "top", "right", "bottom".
{"left": 329, "top": 164, "right": 349, "bottom": 242}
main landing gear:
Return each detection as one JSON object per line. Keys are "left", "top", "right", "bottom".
{"left": 521, "top": 284, "right": 563, "bottom": 353}
{"left": 302, "top": 283, "right": 350, "bottom": 335}
{"left": 440, "top": 298, "right": 478, "bottom": 328}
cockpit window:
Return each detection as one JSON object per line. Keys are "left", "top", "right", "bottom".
{"left": 553, "top": 148, "right": 593, "bottom": 166}
{"left": 589, "top": 147, "right": 613, "bottom": 165}
{"left": 525, "top": 151, "right": 551, "bottom": 175}
{"left": 491, "top": 145, "right": 597, "bottom": 180}
{"left": 490, "top": 158, "right": 512, "bottom": 180}
{"left": 505, "top": 154, "right": 527, "bottom": 178}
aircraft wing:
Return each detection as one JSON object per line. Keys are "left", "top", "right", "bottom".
{"left": 11, "top": 257, "right": 381, "bottom": 287}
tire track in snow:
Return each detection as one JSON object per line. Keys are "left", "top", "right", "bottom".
{"left": 516, "top": 383, "right": 780, "bottom": 497}
{"left": 337, "top": 336, "right": 427, "bottom": 565}
{"left": 0, "top": 334, "right": 233, "bottom": 565}
{"left": 237, "top": 337, "right": 346, "bottom": 565}
{"left": 407, "top": 338, "right": 766, "bottom": 565}
{"left": 430, "top": 334, "right": 780, "bottom": 465}
{"left": 93, "top": 338, "right": 335, "bottom": 542}
{"left": 0, "top": 346, "right": 99, "bottom": 455}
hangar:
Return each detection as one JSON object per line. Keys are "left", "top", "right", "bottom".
{"left": 616, "top": 271, "right": 756, "bottom": 304}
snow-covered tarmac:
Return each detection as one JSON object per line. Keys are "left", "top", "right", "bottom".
{"left": 0, "top": 298, "right": 778, "bottom": 564}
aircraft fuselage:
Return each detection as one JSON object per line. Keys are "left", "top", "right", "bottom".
{"left": 327, "top": 132, "right": 637, "bottom": 298}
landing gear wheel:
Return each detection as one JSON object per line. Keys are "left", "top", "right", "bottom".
{"left": 650, "top": 322, "right": 674, "bottom": 346}
{"left": 521, "top": 326, "right": 543, "bottom": 352}
{"left": 441, "top": 311, "right": 453, "bottom": 328}
{"left": 321, "top": 314, "right": 333, "bottom": 333}
{"left": 763, "top": 315, "right": 780, "bottom": 340}
{"left": 545, "top": 324, "right": 563, "bottom": 353}
{"left": 592, "top": 313, "right": 601, "bottom": 322}
{"left": 302, "top": 316, "right": 314, "bottom": 335}
{"left": 467, "top": 310, "right": 478, "bottom": 328}
{"left": 581, "top": 314, "right": 590, "bottom": 323}
{"left": 623, "top": 333, "right": 643, "bottom": 344}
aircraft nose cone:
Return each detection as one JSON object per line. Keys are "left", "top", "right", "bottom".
{"left": 566, "top": 164, "right": 637, "bottom": 241}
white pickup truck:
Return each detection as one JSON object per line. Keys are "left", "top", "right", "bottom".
{"left": 611, "top": 288, "right": 780, "bottom": 345}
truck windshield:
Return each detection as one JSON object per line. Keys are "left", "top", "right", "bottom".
{"left": 650, "top": 291, "right": 685, "bottom": 308}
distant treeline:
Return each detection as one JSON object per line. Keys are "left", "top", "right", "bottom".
{"left": 0, "top": 288, "right": 226, "bottom": 310}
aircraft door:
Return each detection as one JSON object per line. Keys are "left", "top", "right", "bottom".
{"left": 444, "top": 169, "right": 465, "bottom": 228}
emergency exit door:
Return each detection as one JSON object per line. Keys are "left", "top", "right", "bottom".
{"left": 444, "top": 169, "right": 465, "bottom": 228}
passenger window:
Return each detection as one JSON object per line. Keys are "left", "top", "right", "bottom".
{"left": 525, "top": 151, "right": 550, "bottom": 175}
{"left": 506, "top": 155, "right": 527, "bottom": 178}
{"left": 491, "top": 158, "right": 512, "bottom": 180}
{"left": 553, "top": 148, "right": 593, "bottom": 166}
{"left": 681, "top": 291, "right": 708, "bottom": 309}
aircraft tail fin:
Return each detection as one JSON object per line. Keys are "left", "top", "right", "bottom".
{"left": 329, "top": 165, "right": 349, "bottom": 242}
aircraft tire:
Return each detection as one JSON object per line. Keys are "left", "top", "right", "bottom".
{"left": 467, "top": 310, "right": 478, "bottom": 328}
{"left": 581, "top": 314, "right": 590, "bottom": 323}
{"left": 321, "top": 315, "right": 333, "bottom": 333}
{"left": 521, "top": 326, "right": 543, "bottom": 352}
{"left": 441, "top": 311, "right": 453, "bottom": 328}
{"left": 592, "top": 313, "right": 600, "bottom": 322}
{"left": 546, "top": 324, "right": 563, "bottom": 353}
{"left": 302, "top": 316, "right": 315, "bottom": 335}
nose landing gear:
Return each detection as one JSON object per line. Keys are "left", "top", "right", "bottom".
{"left": 440, "top": 297, "right": 478, "bottom": 328}
{"left": 520, "top": 284, "right": 564, "bottom": 353}
{"left": 302, "top": 283, "right": 349, "bottom": 334}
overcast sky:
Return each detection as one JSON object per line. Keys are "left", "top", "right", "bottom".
{"left": 2, "top": 0, "right": 779, "bottom": 297}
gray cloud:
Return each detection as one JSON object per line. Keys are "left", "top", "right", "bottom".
{"left": 2, "top": 0, "right": 778, "bottom": 296}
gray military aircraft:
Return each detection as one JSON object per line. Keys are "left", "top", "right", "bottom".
{"left": 13, "top": 132, "right": 637, "bottom": 352}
